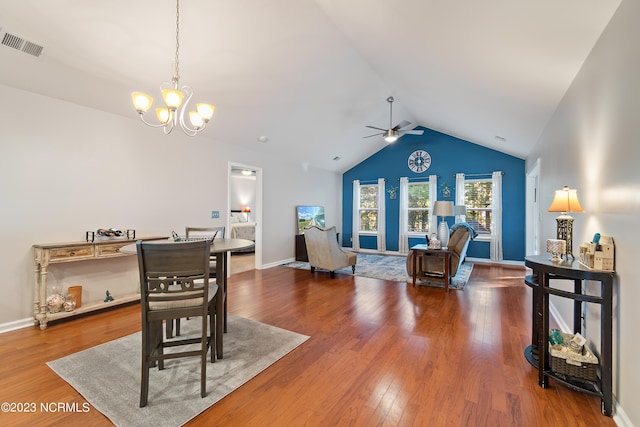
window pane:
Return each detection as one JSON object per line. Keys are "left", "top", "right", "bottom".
{"left": 408, "top": 183, "right": 429, "bottom": 208}
{"left": 464, "top": 180, "right": 493, "bottom": 234}
{"left": 408, "top": 210, "right": 429, "bottom": 232}
{"left": 360, "top": 185, "right": 378, "bottom": 209}
{"left": 359, "top": 211, "right": 378, "bottom": 231}
{"left": 466, "top": 209, "right": 491, "bottom": 234}
{"left": 465, "top": 181, "right": 492, "bottom": 208}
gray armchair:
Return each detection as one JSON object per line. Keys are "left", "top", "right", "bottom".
{"left": 304, "top": 226, "right": 357, "bottom": 279}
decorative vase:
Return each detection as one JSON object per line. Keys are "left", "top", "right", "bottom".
{"left": 67, "top": 285, "right": 83, "bottom": 309}
{"left": 428, "top": 233, "right": 441, "bottom": 249}
{"left": 47, "top": 284, "right": 65, "bottom": 313}
{"left": 438, "top": 220, "right": 450, "bottom": 248}
{"left": 63, "top": 295, "right": 76, "bottom": 312}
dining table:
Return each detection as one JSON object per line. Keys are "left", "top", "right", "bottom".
{"left": 119, "top": 237, "right": 254, "bottom": 358}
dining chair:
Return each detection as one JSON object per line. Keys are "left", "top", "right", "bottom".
{"left": 136, "top": 239, "right": 219, "bottom": 407}
{"left": 164, "top": 226, "right": 227, "bottom": 338}
{"left": 185, "top": 226, "right": 226, "bottom": 279}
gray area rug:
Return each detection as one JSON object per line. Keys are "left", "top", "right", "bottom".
{"left": 285, "top": 253, "right": 473, "bottom": 290}
{"left": 47, "top": 315, "right": 309, "bottom": 426}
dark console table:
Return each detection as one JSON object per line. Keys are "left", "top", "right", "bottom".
{"left": 524, "top": 255, "right": 615, "bottom": 416}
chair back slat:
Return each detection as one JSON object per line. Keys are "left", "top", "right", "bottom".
{"left": 136, "top": 240, "right": 211, "bottom": 310}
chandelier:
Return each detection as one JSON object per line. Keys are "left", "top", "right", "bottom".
{"left": 131, "top": 0, "right": 215, "bottom": 136}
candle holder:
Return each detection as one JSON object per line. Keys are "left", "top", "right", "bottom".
{"left": 546, "top": 239, "right": 566, "bottom": 262}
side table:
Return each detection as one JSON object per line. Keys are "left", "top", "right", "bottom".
{"left": 524, "top": 255, "right": 615, "bottom": 416}
{"left": 410, "top": 244, "right": 452, "bottom": 291}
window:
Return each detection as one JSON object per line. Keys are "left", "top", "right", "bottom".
{"left": 407, "top": 182, "right": 430, "bottom": 233}
{"left": 464, "top": 179, "right": 492, "bottom": 236}
{"left": 359, "top": 184, "right": 378, "bottom": 231}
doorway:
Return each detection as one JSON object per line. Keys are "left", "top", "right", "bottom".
{"left": 526, "top": 159, "right": 540, "bottom": 256}
{"left": 228, "top": 162, "right": 262, "bottom": 272}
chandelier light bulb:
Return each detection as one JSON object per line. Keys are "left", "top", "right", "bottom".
{"left": 196, "top": 103, "right": 215, "bottom": 122}
{"left": 132, "top": 92, "right": 153, "bottom": 113}
{"left": 162, "top": 89, "right": 184, "bottom": 109}
{"left": 189, "top": 111, "right": 204, "bottom": 129}
{"left": 156, "top": 107, "right": 172, "bottom": 125}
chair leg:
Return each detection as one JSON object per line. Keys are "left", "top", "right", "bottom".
{"left": 352, "top": 265, "right": 356, "bottom": 274}
{"left": 330, "top": 271, "right": 335, "bottom": 279}
{"left": 310, "top": 266, "right": 315, "bottom": 273}
{"left": 165, "top": 319, "right": 173, "bottom": 338}
{"left": 200, "top": 315, "right": 207, "bottom": 398}
{"left": 209, "top": 301, "right": 216, "bottom": 363}
{"left": 140, "top": 319, "right": 161, "bottom": 407}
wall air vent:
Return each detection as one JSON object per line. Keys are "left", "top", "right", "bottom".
{"left": 0, "top": 28, "right": 44, "bottom": 57}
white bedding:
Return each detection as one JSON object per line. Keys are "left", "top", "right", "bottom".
{"left": 230, "top": 222, "right": 256, "bottom": 240}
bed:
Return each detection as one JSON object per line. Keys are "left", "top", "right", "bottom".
{"left": 230, "top": 210, "right": 256, "bottom": 252}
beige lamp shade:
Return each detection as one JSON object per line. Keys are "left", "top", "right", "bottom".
{"left": 454, "top": 205, "right": 467, "bottom": 215}
{"left": 161, "top": 88, "right": 184, "bottom": 109}
{"left": 548, "top": 186, "right": 584, "bottom": 214}
{"left": 189, "top": 111, "right": 205, "bottom": 128}
{"left": 155, "top": 107, "right": 172, "bottom": 125}
{"left": 433, "top": 201, "right": 454, "bottom": 217}
{"left": 132, "top": 92, "right": 153, "bottom": 113}
{"left": 196, "top": 103, "right": 215, "bottom": 121}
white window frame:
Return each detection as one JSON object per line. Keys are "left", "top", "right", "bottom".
{"left": 358, "top": 183, "right": 379, "bottom": 235}
{"left": 407, "top": 181, "right": 431, "bottom": 236}
{"left": 464, "top": 178, "right": 493, "bottom": 242}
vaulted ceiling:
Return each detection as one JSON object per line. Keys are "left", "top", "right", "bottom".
{"left": 0, "top": 0, "right": 621, "bottom": 173}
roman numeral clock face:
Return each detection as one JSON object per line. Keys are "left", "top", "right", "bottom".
{"left": 407, "top": 150, "right": 431, "bottom": 173}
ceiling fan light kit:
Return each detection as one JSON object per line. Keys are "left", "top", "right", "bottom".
{"left": 131, "top": 0, "right": 215, "bottom": 137}
{"left": 364, "top": 96, "right": 424, "bottom": 142}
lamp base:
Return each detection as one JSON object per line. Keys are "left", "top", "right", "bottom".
{"left": 556, "top": 215, "right": 575, "bottom": 259}
{"left": 438, "top": 220, "right": 450, "bottom": 249}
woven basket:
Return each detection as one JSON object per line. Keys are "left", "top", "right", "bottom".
{"left": 549, "top": 332, "right": 598, "bottom": 381}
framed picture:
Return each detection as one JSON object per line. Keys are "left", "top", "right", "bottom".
{"left": 296, "top": 206, "right": 325, "bottom": 234}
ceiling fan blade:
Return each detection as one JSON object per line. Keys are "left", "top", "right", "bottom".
{"left": 392, "top": 120, "right": 411, "bottom": 131}
{"left": 363, "top": 132, "right": 384, "bottom": 138}
{"left": 365, "top": 125, "right": 387, "bottom": 131}
{"left": 400, "top": 130, "right": 424, "bottom": 136}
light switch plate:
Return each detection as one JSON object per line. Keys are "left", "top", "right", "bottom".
{"left": 211, "top": 210, "right": 220, "bottom": 219}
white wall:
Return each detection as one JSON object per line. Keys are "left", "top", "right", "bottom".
{"left": 0, "top": 84, "right": 341, "bottom": 326}
{"left": 230, "top": 174, "right": 256, "bottom": 215}
{"left": 527, "top": 0, "right": 639, "bottom": 424}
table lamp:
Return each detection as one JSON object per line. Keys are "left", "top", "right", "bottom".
{"left": 433, "top": 201, "right": 454, "bottom": 248}
{"left": 454, "top": 205, "right": 467, "bottom": 223}
{"left": 547, "top": 186, "right": 583, "bottom": 259}
{"left": 242, "top": 206, "right": 251, "bottom": 221}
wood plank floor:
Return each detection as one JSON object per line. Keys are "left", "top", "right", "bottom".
{"left": 0, "top": 264, "right": 617, "bottom": 426}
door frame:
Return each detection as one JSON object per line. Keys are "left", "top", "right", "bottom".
{"left": 526, "top": 158, "right": 540, "bottom": 256}
{"left": 228, "top": 162, "right": 262, "bottom": 270}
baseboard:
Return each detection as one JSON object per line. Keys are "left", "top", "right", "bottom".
{"left": 465, "top": 257, "right": 525, "bottom": 268}
{"left": 0, "top": 317, "right": 35, "bottom": 334}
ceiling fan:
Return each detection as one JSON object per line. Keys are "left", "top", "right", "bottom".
{"left": 364, "top": 96, "right": 424, "bottom": 143}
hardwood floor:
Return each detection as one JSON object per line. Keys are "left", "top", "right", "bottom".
{"left": 0, "top": 264, "right": 616, "bottom": 426}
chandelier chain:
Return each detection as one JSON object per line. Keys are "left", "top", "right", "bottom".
{"left": 174, "top": 0, "right": 180, "bottom": 83}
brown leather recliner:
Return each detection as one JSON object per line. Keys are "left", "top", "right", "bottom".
{"left": 406, "top": 226, "right": 471, "bottom": 278}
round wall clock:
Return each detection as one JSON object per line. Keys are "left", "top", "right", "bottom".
{"left": 407, "top": 150, "right": 431, "bottom": 173}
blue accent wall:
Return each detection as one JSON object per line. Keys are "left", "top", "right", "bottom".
{"left": 342, "top": 127, "right": 526, "bottom": 261}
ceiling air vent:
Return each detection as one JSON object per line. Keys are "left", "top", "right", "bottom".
{"left": 0, "top": 28, "right": 44, "bottom": 57}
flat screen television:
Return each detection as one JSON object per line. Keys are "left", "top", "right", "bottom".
{"left": 297, "top": 205, "right": 325, "bottom": 234}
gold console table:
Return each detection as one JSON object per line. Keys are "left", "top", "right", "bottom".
{"left": 33, "top": 236, "right": 165, "bottom": 330}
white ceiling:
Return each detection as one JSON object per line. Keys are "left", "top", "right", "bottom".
{"left": 0, "top": 0, "right": 621, "bottom": 173}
